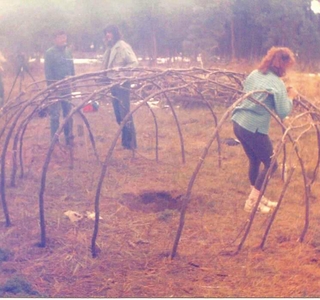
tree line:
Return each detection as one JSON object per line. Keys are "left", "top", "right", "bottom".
{"left": 0, "top": 0, "right": 319, "bottom": 69}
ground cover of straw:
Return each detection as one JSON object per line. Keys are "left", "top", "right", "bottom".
{"left": 1, "top": 61, "right": 320, "bottom": 297}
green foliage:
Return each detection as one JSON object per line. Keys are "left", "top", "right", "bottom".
{"left": 0, "top": 0, "right": 320, "bottom": 69}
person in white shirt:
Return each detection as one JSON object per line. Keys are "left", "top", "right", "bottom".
{"left": 101, "top": 25, "right": 138, "bottom": 150}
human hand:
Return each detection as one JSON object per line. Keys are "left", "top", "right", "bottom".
{"left": 287, "top": 86, "right": 298, "bottom": 100}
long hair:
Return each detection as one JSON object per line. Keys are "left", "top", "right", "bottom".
{"left": 103, "top": 25, "right": 122, "bottom": 43}
{"left": 258, "top": 47, "right": 295, "bottom": 77}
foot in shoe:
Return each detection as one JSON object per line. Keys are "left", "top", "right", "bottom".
{"left": 261, "top": 196, "right": 278, "bottom": 208}
{"left": 244, "top": 198, "right": 271, "bottom": 213}
{"left": 244, "top": 198, "right": 254, "bottom": 212}
{"left": 257, "top": 202, "right": 271, "bottom": 213}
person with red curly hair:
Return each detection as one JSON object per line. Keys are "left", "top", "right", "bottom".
{"left": 232, "top": 47, "right": 298, "bottom": 213}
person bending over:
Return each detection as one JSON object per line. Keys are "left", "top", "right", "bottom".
{"left": 232, "top": 47, "right": 298, "bottom": 213}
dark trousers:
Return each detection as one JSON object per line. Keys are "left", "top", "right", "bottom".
{"left": 111, "top": 81, "right": 137, "bottom": 149}
{"left": 233, "top": 121, "right": 277, "bottom": 190}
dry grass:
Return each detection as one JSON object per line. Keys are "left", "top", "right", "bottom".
{"left": 1, "top": 61, "right": 320, "bottom": 297}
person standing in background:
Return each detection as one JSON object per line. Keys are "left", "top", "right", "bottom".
{"left": 101, "top": 24, "right": 138, "bottom": 150}
{"left": 44, "top": 31, "right": 75, "bottom": 145}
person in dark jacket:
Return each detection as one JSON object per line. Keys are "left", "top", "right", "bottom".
{"left": 44, "top": 31, "right": 75, "bottom": 145}
{"left": 232, "top": 47, "right": 298, "bottom": 213}
{"left": 101, "top": 25, "right": 138, "bottom": 150}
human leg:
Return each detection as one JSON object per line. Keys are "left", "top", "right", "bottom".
{"left": 233, "top": 122, "right": 260, "bottom": 185}
{"left": 233, "top": 122, "right": 272, "bottom": 213}
{"left": 111, "top": 86, "right": 122, "bottom": 125}
{"left": 250, "top": 133, "right": 279, "bottom": 208}
{"left": 121, "top": 82, "right": 137, "bottom": 149}
{"left": 245, "top": 133, "right": 278, "bottom": 212}
{"left": 112, "top": 82, "right": 137, "bottom": 149}
{"left": 233, "top": 122, "right": 278, "bottom": 188}
{"left": 251, "top": 132, "right": 277, "bottom": 190}
{"left": 49, "top": 102, "right": 61, "bottom": 141}
{"left": 61, "top": 100, "right": 73, "bottom": 145}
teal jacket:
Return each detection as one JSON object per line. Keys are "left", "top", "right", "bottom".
{"left": 232, "top": 70, "right": 293, "bottom": 134}
{"left": 44, "top": 46, "right": 75, "bottom": 86}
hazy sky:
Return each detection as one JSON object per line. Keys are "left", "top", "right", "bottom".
{"left": 311, "top": 0, "right": 320, "bottom": 13}
{"left": 0, "top": 0, "right": 318, "bottom": 17}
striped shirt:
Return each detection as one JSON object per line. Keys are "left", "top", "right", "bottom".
{"left": 231, "top": 70, "right": 292, "bottom": 134}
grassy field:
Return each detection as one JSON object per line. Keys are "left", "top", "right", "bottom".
{"left": 1, "top": 60, "right": 320, "bottom": 297}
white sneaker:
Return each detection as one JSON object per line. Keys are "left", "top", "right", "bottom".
{"left": 261, "top": 196, "right": 278, "bottom": 208}
{"left": 244, "top": 198, "right": 271, "bottom": 214}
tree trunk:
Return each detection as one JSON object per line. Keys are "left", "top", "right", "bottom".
{"left": 230, "top": 17, "right": 236, "bottom": 61}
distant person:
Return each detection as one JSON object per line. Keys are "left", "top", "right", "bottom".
{"left": 101, "top": 24, "right": 138, "bottom": 150}
{"left": 44, "top": 30, "right": 75, "bottom": 145}
{"left": 232, "top": 47, "right": 298, "bottom": 213}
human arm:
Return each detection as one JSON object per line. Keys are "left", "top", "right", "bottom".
{"left": 286, "top": 86, "right": 298, "bottom": 100}
{"left": 67, "top": 49, "right": 75, "bottom": 76}
{"left": 124, "top": 45, "right": 138, "bottom": 68}
{"left": 272, "top": 81, "right": 294, "bottom": 120}
{"left": 116, "top": 42, "right": 138, "bottom": 68}
{"left": 44, "top": 50, "right": 55, "bottom": 86}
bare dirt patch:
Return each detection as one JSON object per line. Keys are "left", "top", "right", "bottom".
{"left": 120, "top": 190, "right": 183, "bottom": 213}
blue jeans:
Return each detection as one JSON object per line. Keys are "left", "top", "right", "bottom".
{"left": 111, "top": 81, "right": 137, "bottom": 149}
{"left": 49, "top": 99, "right": 73, "bottom": 145}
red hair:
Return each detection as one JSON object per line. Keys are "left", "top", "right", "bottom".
{"left": 258, "top": 47, "right": 296, "bottom": 77}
